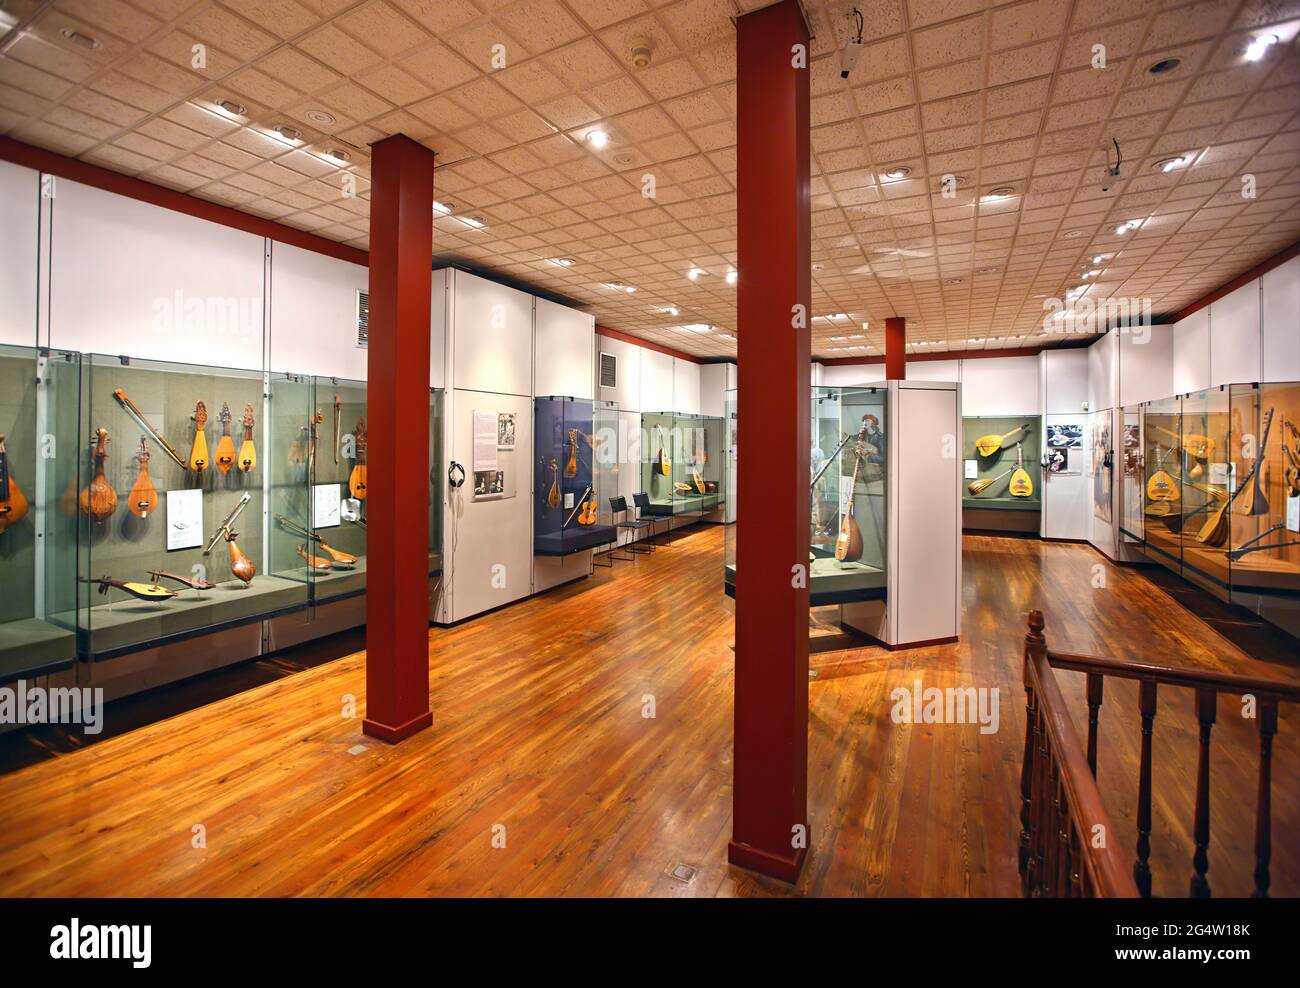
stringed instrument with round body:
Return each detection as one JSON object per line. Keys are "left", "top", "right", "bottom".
{"left": 349, "top": 419, "right": 368, "bottom": 500}
{"left": 82, "top": 575, "right": 175, "bottom": 603}
{"left": 79, "top": 427, "right": 118, "bottom": 522}
{"left": 655, "top": 425, "right": 670, "bottom": 476}
{"left": 238, "top": 404, "right": 257, "bottom": 473}
{"left": 546, "top": 458, "right": 561, "bottom": 509}
{"left": 974, "top": 423, "right": 1029, "bottom": 458}
{"left": 127, "top": 435, "right": 158, "bottom": 519}
{"left": 578, "top": 496, "right": 597, "bottom": 525}
{"left": 296, "top": 544, "right": 333, "bottom": 573}
{"left": 835, "top": 423, "right": 868, "bottom": 563}
{"left": 1146, "top": 445, "right": 1179, "bottom": 502}
{"left": 1283, "top": 422, "right": 1300, "bottom": 497}
{"left": 188, "top": 401, "right": 209, "bottom": 474}
{"left": 0, "top": 434, "right": 29, "bottom": 534}
{"left": 1008, "top": 442, "right": 1034, "bottom": 498}
{"left": 214, "top": 402, "right": 237, "bottom": 474}
{"left": 564, "top": 429, "right": 579, "bottom": 478}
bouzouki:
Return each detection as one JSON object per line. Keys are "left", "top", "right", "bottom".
{"left": 546, "top": 458, "right": 561, "bottom": 509}
{"left": 564, "top": 429, "right": 579, "bottom": 478}
{"left": 835, "top": 423, "right": 868, "bottom": 562}
{"left": 204, "top": 492, "right": 255, "bottom": 583}
{"left": 147, "top": 570, "right": 215, "bottom": 591}
{"left": 275, "top": 514, "right": 357, "bottom": 567}
{"left": 188, "top": 401, "right": 209, "bottom": 474}
{"left": 349, "top": 419, "right": 368, "bottom": 500}
{"left": 112, "top": 388, "right": 186, "bottom": 469}
{"left": 1149, "top": 423, "right": 1215, "bottom": 479}
{"left": 127, "top": 436, "right": 158, "bottom": 519}
{"left": 214, "top": 402, "right": 237, "bottom": 474}
{"left": 81, "top": 575, "right": 175, "bottom": 603}
{"left": 79, "top": 428, "right": 118, "bottom": 522}
{"left": 1235, "top": 407, "right": 1274, "bottom": 517}
{"left": 974, "top": 424, "right": 1029, "bottom": 457}
{"left": 1146, "top": 445, "right": 1179, "bottom": 502}
{"left": 238, "top": 404, "right": 257, "bottom": 473}
{"left": 0, "top": 434, "right": 29, "bottom": 533}
{"left": 655, "top": 425, "right": 670, "bottom": 476}
{"left": 1009, "top": 442, "right": 1033, "bottom": 498}
{"left": 1196, "top": 409, "right": 1273, "bottom": 547}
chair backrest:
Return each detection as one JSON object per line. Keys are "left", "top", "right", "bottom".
{"left": 632, "top": 492, "right": 650, "bottom": 513}
{"left": 608, "top": 496, "right": 627, "bottom": 519}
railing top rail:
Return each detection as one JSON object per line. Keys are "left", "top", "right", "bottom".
{"left": 1045, "top": 649, "right": 1300, "bottom": 702}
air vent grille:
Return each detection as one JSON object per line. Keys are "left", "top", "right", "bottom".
{"left": 356, "top": 290, "right": 368, "bottom": 347}
{"left": 599, "top": 351, "right": 616, "bottom": 389}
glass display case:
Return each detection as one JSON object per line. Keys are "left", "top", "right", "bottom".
{"left": 640, "top": 412, "right": 726, "bottom": 518}
{"left": 534, "top": 396, "right": 618, "bottom": 555}
{"left": 961, "top": 415, "right": 1042, "bottom": 514}
{"left": 1118, "top": 404, "right": 1143, "bottom": 549}
{"left": 0, "top": 344, "right": 80, "bottom": 682}
{"left": 71, "top": 354, "right": 311, "bottom": 660}
{"left": 724, "top": 385, "right": 888, "bottom": 607}
{"left": 301, "top": 377, "right": 368, "bottom": 604}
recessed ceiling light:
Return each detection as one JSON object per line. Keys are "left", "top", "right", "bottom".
{"left": 461, "top": 215, "right": 485, "bottom": 228}
{"left": 1114, "top": 219, "right": 1141, "bottom": 235}
{"left": 274, "top": 125, "right": 302, "bottom": 142}
{"left": 983, "top": 187, "right": 1014, "bottom": 200}
{"left": 1064, "top": 230, "right": 1083, "bottom": 239}
{"left": 326, "top": 148, "right": 350, "bottom": 162}
{"left": 216, "top": 99, "right": 247, "bottom": 117}
{"left": 614, "top": 151, "right": 635, "bottom": 166}
{"left": 680, "top": 323, "right": 712, "bottom": 333}
{"left": 976, "top": 266, "right": 999, "bottom": 274}
{"left": 585, "top": 129, "right": 609, "bottom": 149}
{"left": 725, "top": 269, "right": 738, "bottom": 285}
{"left": 687, "top": 267, "right": 705, "bottom": 280}
{"left": 432, "top": 201, "right": 453, "bottom": 215}
{"left": 659, "top": 306, "right": 679, "bottom": 316}
{"left": 60, "top": 28, "right": 100, "bottom": 49}
{"left": 305, "top": 109, "right": 335, "bottom": 125}
{"left": 545, "top": 257, "right": 574, "bottom": 267}
{"left": 1081, "top": 269, "right": 1099, "bottom": 278}
{"left": 1147, "top": 56, "right": 1182, "bottom": 75}
{"left": 1243, "top": 35, "right": 1278, "bottom": 62}
{"left": 1091, "top": 255, "right": 1104, "bottom": 264}
{"left": 1154, "top": 156, "right": 1185, "bottom": 173}
{"left": 604, "top": 281, "right": 635, "bottom": 293}
{"left": 882, "top": 166, "right": 911, "bottom": 180}
{"left": 812, "top": 263, "right": 824, "bottom": 271}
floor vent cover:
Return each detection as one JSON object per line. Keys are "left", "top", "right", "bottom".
{"left": 668, "top": 862, "right": 697, "bottom": 884}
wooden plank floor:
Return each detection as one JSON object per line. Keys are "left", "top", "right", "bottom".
{"left": 0, "top": 527, "right": 1295, "bottom": 897}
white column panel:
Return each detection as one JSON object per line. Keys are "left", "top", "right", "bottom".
{"left": 640, "top": 348, "right": 674, "bottom": 411}
{"left": 594, "top": 334, "right": 641, "bottom": 413}
{"left": 907, "top": 358, "right": 960, "bottom": 383}
{"left": 821, "top": 362, "right": 885, "bottom": 386}
{"left": 1041, "top": 348, "right": 1088, "bottom": 413}
{"left": 961, "top": 355, "right": 1040, "bottom": 415}
{"left": 0, "top": 160, "right": 38, "bottom": 347}
{"left": 268, "top": 242, "right": 368, "bottom": 379}
{"left": 1261, "top": 256, "right": 1300, "bottom": 383}
{"left": 1209, "top": 282, "right": 1261, "bottom": 385}
{"left": 1118, "top": 324, "right": 1174, "bottom": 406}
{"left": 1040, "top": 412, "right": 1091, "bottom": 540}
{"left": 699, "top": 362, "right": 729, "bottom": 417}
{"left": 534, "top": 297, "right": 593, "bottom": 398}
{"left": 50, "top": 180, "right": 265, "bottom": 369}
{"left": 431, "top": 269, "right": 447, "bottom": 390}
{"left": 452, "top": 271, "right": 533, "bottom": 396}
{"left": 1086, "top": 332, "right": 1116, "bottom": 412}
{"left": 672, "top": 357, "right": 701, "bottom": 414}
{"left": 1172, "top": 308, "right": 1210, "bottom": 394}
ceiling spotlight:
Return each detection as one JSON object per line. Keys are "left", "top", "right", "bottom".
{"left": 305, "top": 109, "right": 336, "bottom": 125}
{"left": 1244, "top": 34, "right": 1278, "bottom": 62}
{"left": 326, "top": 148, "right": 350, "bottom": 162}
{"left": 1147, "top": 56, "right": 1181, "bottom": 75}
{"left": 1091, "top": 255, "right": 1104, "bottom": 264}
{"left": 60, "top": 28, "right": 101, "bottom": 49}
{"left": 725, "top": 269, "right": 738, "bottom": 285}
{"left": 461, "top": 215, "right": 484, "bottom": 229}
{"left": 659, "top": 306, "right": 679, "bottom": 316}
{"left": 680, "top": 323, "right": 712, "bottom": 334}
{"left": 983, "top": 187, "right": 1014, "bottom": 200}
{"left": 585, "top": 129, "right": 609, "bottom": 149}
{"left": 976, "top": 266, "right": 999, "bottom": 274}
{"left": 274, "top": 125, "right": 302, "bottom": 142}
{"left": 1114, "top": 220, "right": 1141, "bottom": 235}
{"left": 1082, "top": 269, "right": 1099, "bottom": 278}
{"left": 546, "top": 257, "right": 574, "bottom": 267}
{"left": 883, "top": 166, "right": 911, "bottom": 180}
{"left": 1154, "top": 156, "right": 1185, "bottom": 173}
{"left": 216, "top": 99, "right": 247, "bottom": 117}
{"left": 944, "top": 277, "right": 966, "bottom": 285}
{"left": 687, "top": 267, "right": 705, "bottom": 281}
{"left": 605, "top": 281, "right": 635, "bottom": 293}
{"left": 1064, "top": 230, "right": 1083, "bottom": 239}
{"left": 432, "top": 201, "right": 453, "bottom": 215}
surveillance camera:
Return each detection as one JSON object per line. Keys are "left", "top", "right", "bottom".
{"left": 841, "top": 36, "right": 863, "bottom": 78}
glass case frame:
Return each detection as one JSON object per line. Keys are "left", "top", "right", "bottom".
{"left": 534, "top": 395, "right": 618, "bottom": 556}
{"left": 640, "top": 411, "right": 726, "bottom": 519}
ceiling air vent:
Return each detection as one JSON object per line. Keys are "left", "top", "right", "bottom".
{"left": 599, "top": 351, "right": 617, "bottom": 389}
{"left": 355, "top": 290, "right": 368, "bottom": 348}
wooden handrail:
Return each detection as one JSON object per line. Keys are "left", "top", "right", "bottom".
{"left": 1045, "top": 650, "right": 1300, "bottom": 702}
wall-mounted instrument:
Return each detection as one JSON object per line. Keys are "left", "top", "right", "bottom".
{"left": 546, "top": 458, "right": 561, "bottom": 509}
{"left": 563, "top": 486, "right": 591, "bottom": 528}
{"left": 349, "top": 419, "right": 368, "bottom": 500}
{"left": 1008, "top": 442, "right": 1033, "bottom": 498}
{"left": 1149, "top": 423, "right": 1216, "bottom": 479}
{"left": 81, "top": 575, "right": 175, "bottom": 603}
{"left": 111, "top": 388, "right": 186, "bottom": 469}
{"left": 1235, "top": 407, "right": 1274, "bottom": 517}
{"left": 238, "top": 404, "right": 257, "bottom": 473}
{"left": 655, "top": 425, "right": 670, "bottom": 476}
{"left": 0, "top": 434, "right": 29, "bottom": 534}
{"left": 1282, "top": 441, "right": 1300, "bottom": 497}
{"left": 689, "top": 429, "right": 705, "bottom": 494}
{"left": 204, "top": 492, "right": 255, "bottom": 583}
{"left": 275, "top": 514, "right": 357, "bottom": 568}
{"left": 333, "top": 396, "right": 341, "bottom": 465}
{"left": 968, "top": 467, "right": 1013, "bottom": 496}
{"left": 973, "top": 424, "right": 1028, "bottom": 457}
{"left": 214, "top": 402, "right": 237, "bottom": 474}
{"left": 147, "top": 570, "right": 214, "bottom": 591}
{"left": 188, "top": 401, "right": 209, "bottom": 473}
{"left": 1197, "top": 410, "right": 1272, "bottom": 547}
{"left": 1145, "top": 445, "right": 1179, "bottom": 502}
{"left": 306, "top": 408, "right": 323, "bottom": 475}
{"left": 296, "top": 544, "right": 333, "bottom": 572}
{"left": 564, "top": 429, "right": 579, "bottom": 478}
{"left": 835, "top": 423, "right": 868, "bottom": 562}
{"left": 127, "top": 436, "right": 157, "bottom": 519}
{"left": 673, "top": 481, "right": 693, "bottom": 494}
{"left": 79, "top": 427, "right": 118, "bottom": 522}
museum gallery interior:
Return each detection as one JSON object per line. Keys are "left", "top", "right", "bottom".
{"left": 0, "top": 0, "right": 1296, "bottom": 904}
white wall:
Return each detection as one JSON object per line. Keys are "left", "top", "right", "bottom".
{"left": 452, "top": 271, "right": 533, "bottom": 397}
{"left": 699, "top": 363, "right": 729, "bottom": 417}
{"left": 639, "top": 348, "right": 675, "bottom": 412}
{"left": 1040, "top": 349, "right": 1091, "bottom": 541}
{"left": 268, "top": 242, "right": 368, "bottom": 379}
{"left": 594, "top": 334, "right": 641, "bottom": 412}
{"left": 535, "top": 297, "right": 594, "bottom": 399}
{"left": 1118, "top": 324, "right": 1173, "bottom": 407}
{"left": 962, "top": 355, "right": 1040, "bottom": 415}
{"left": 0, "top": 160, "right": 38, "bottom": 348}
{"left": 1210, "top": 282, "right": 1261, "bottom": 387}
{"left": 1172, "top": 308, "right": 1211, "bottom": 394}
{"left": 1261, "top": 256, "right": 1300, "bottom": 383}
{"left": 672, "top": 357, "right": 701, "bottom": 415}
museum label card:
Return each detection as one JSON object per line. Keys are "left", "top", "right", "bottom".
{"left": 166, "top": 488, "right": 203, "bottom": 551}
{"left": 313, "top": 483, "right": 341, "bottom": 529}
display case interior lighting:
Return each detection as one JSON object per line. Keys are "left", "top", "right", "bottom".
{"left": 1155, "top": 156, "right": 1185, "bottom": 172}
{"left": 1243, "top": 34, "right": 1278, "bottom": 61}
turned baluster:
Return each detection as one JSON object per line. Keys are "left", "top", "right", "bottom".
{"left": 1134, "top": 679, "right": 1157, "bottom": 898}
{"left": 1021, "top": 611, "right": 1046, "bottom": 891}
{"left": 1056, "top": 777, "right": 1071, "bottom": 895}
{"left": 1189, "top": 688, "right": 1216, "bottom": 898}
{"left": 1086, "top": 673, "right": 1103, "bottom": 776}
{"left": 1253, "top": 698, "right": 1277, "bottom": 898}
{"left": 1037, "top": 710, "right": 1052, "bottom": 893}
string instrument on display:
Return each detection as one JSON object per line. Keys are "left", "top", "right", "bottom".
{"left": 127, "top": 436, "right": 158, "bottom": 519}
{"left": 578, "top": 496, "right": 597, "bottom": 526}
{"left": 147, "top": 570, "right": 215, "bottom": 591}
{"left": 1145, "top": 445, "right": 1179, "bottom": 502}
{"left": 690, "top": 431, "right": 705, "bottom": 494}
{"left": 563, "top": 486, "right": 594, "bottom": 528}
{"left": 275, "top": 514, "right": 357, "bottom": 567}
{"left": 1008, "top": 442, "right": 1033, "bottom": 498}
{"left": 564, "top": 429, "right": 579, "bottom": 478}
{"left": 79, "top": 428, "right": 118, "bottom": 522}
{"left": 968, "top": 467, "right": 1013, "bottom": 496}
{"left": 296, "top": 544, "right": 333, "bottom": 572}
{"left": 973, "top": 424, "right": 1028, "bottom": 457}
{"left": 835, "top": 422, "right": 868, "bottom": 563}
{"left": 238, "top": 404, "right": 257, "bottom": 473}
{"left": 0, "top": 434, "right": 29, "bottom": 534}
{"left": 546, "top": 458, "right": 561, "bottom": 509}
{"left": 1235, "top": 407, "right": 1274, "bottom": 517}
{"left": 333, "top": 396, "right": 341, "bottom": 466}
{"left": 1197, "top": 409, "right": 1272, "bottom": 547}
{"left": 214, "top": 402, "right": 237, "bottom": 474}
{"left": 655, "top": 425, "right": 670, "bottom": 476}
{"left": 81, "top": 575, "right": 175, "bottom": 603}
{"left": 1283, "top": 441, "right": 1300, "bottom": 497}
{"left": 349, "top": 419, "right": 368, "bottom": 500}
{"left": 112, "top": 388, "right": 186, "bottom": 468}
{"left": 306, "top": 408, "right": 323, "bottom": 475}
{"left": 1149, "top": 423, "right": 1216, "bottom": 479}
{"left": 204, "top": 492, "right": 256, "bottom": 584}
{"left": 188, "top": 401, "right": 209, "bottom": 474}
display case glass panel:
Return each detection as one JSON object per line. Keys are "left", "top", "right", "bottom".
{"left": 961, "top": 415, "right": 1042, "bottom": 511}
{"left": 74, "top": 354, "right": 310, "bottom": 660}
{"left": 534, "top": 396, "right": 617, "bottom": 555}
{"left": 429, "top": 387, "right": 444, "bottom": 578}
{"left": 1118, "top": 404, "right": 1143, "bottom": 547}
{"left": 0, "top": 344, "right": 79, "bottom": 681}
{"left": 640, "top": 412, "right": 726, "bottom": 517}
{"left": 303, "top": 377, "right": 369, "bottom": 604}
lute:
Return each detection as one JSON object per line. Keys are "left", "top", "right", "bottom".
{"left": 968, "top": 467, "right": 1013, "bottom": 496}
{"left": 82, "top": 575, "right": 175, "bottom": 602}
{"left": 296, "top": 544, "right": 333, "bottom": 572}
{"left": 275, "top": 513, "right": 357, "bottom": 567}
{"left": 0, "top": 434, "right": 29, "bottom": 534}
{"left": 349, "top": 419, "right": 368, "bottom": 500}
{"left": 188, "top": 401, "right": 209, "bottom": 473}
{"left": 79, "top": 427, "right": 118, "bottom": 522}
{"left": 564, "top": 429, "right": 579, "bottom": 478}
{"left": 1196, "top": 409, "right": 1272, "bottom": 547}
{"left": 1009, "top": 442, "right": 1033, "bottom": 498}
{"left": 204, "top": 492, "right": 255, "bottom": 583}
{"left": 546, "top": 458, "right": 561, "bottom": 509}
{"left": 655, "top": 425, "right": 670, "bottom": 476}
{"left": 127, "top": 435, "right": 158, "bottom": 519}
{"left": 1145, "top": 445, "right": 1179, "bottom": 502}
{"left": 112, "top": 388, "right": 186, "bottom": 469}
{"left": 238, "top": 403, "right": 257, "bottom": 473}
{"left": 974, "top": 424, "right": 1028, "bottom": 457}
{"left": 214, "top": 402, "right": 237, "bottom": 474}
{"left": 835, "top": 423, "right": 867, "bottom": 562}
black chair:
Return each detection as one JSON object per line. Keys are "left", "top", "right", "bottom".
{"left": 633, "top": 492, "right": 670, "bottom": 549}
{"left": 609, "top": 496, "right": 653, "bottom": 559}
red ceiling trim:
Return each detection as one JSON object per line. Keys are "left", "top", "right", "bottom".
{"left": 0, "top": 136, "right": 369, "bottom": 268}
{"left": 1165, "top": 239, "right": 1300, "bottom": 324}
{"left": 595, "top": 324, "right": 702, "bottom": 364}
{"left": 819, "top": 345, "right": 1050, "bottom": 366}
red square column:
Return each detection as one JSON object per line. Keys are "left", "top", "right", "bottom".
{"left": 731, "top": 0, "right": 811, "bottom": 882}
{"left": 363, "top": 134, "right": 434, "bottom": 743}
{"left": 885, "top": 316, "right": 906, "bottom": 380}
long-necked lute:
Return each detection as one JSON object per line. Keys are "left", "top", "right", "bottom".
{"left": 0, "top": 433, "right": 29, "bottom": 533}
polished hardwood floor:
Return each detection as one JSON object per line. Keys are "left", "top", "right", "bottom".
{"left": 0, "top": 527, "right": 1295, "bottom": 897}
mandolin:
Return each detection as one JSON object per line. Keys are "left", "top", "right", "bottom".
{"left": 79, "top": 427, "right": 118, "bottom": 522}
{"left": 275, "top": 513, "right": 357, "bottom": 567}
{"left": 1146, "top": 445, "right": 1179, "bottom": 502}
{"left": 214, "top": 402, "right": 237, "bottom": 474}
{"left": 238, "top": 403, "right": 257, "bottom": 473}
{"left": 1009, "top": 442, "right": 1033, "bottom": 498}
{"left": 546, "top": 458, "right": 561, "bottom": 509}
{"left": 835, "top": 424, "right": 868, "bottom": 562}
{"left": 0, "top": 434, "right": 29, "bottom": 534}
{"left": 127, "top": 435, "right": 158, "bottom": 519}
{"left": 349, "top": 419, "right": 368, "bottom": 500}
{"left": 188, "top": 401, "right": 209, "bottom": 473}
{"left": 82, "top": 575, "right": 175, "bottom": 603}
{"left": 112, "top": 388, "right": 186, "bottom": 469}
{"left": 655, "top": 425, "right": 670, "bottom": 476}
{"left": 147, "top": 570, "right": 214, "bottom": 591}
{"left": 1197, "top": 409, "right": 1272, "bottom": 547}
{"left": 564, "top": 429, "right": 579, "bottom": 478}
{"left": 296, "top": 544, "right": 333, "bottom": 572}
{"left": 1235, "top": 407, "right": 1274, "bottom": 517}
{"left": 974, "top": 424, "right": 1028, "bottom": 457}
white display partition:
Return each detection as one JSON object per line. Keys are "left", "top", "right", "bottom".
{"left": 1262, "top": 256, "right": 1300, "bottom": 382}
{"left": 0, "top": 160, "right": 38, "bottom": 348}
{"left": 267, "top": 242, "right": 369, "bottom": 380}
{"left": 843, "top": 380, "right": 962, "bottom": 648}
{"left": 1040, "top": 348, "right": 1091, "bottom": 541}
{"left": 535, "top": 297, "right": 594, "bottom": 400}
{"left": 1172, "top": 308, "right": 1211, "bottom": 394}
{"left": 1209, "top": 282, "right": 1261, "bottom": 387}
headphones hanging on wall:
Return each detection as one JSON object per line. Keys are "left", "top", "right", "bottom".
{"left": 447, "top": 460, "right": 466, "bottom": 489}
